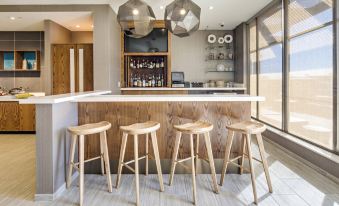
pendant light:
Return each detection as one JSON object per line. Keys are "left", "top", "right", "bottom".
{"left": 117, "top": 0, "right": 156, "bottom": 38}
{"left": 164, "top": 0, "right": 201, "bottom": 37}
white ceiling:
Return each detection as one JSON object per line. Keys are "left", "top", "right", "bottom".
{"left": 0, "top": 0, "right": 273, "bottom": 30}
{"left": 0, "top": 12, "right": 93, "bottom": 31}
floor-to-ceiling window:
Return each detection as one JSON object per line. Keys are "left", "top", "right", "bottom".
{"left": 248, "top": 0, "right": 336, "bottom": 151}
{"left": 288, "top": 0, "right": 334, "bottom": 149}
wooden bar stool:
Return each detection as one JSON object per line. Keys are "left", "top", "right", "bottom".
{"left": 67, "top": 121, "right": 113, "bottom": 206}
{"left": 116, "top": 121, "right": 164, "bottom": 206}
{"left": 169, "top": 120, "right": 219, "bottom": 205}
{"left": 220, "top": 120, "right": 273, "bottom": 204}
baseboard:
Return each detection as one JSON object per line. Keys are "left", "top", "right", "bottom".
{"left": 35, "top": 171, "right": 79, "bottom": 201}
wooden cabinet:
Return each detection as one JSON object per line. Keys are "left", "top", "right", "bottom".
{"left": 0, "top": 102, "right": 35, "bottom": 132}
{"left": 52, "top": 44, "right": 93, "bottom": 95}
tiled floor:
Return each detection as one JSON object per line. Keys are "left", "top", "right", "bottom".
{"left": 0, "top": 134, "right": 338, "bottom": 206}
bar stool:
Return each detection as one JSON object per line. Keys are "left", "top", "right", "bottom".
{"left": 220, "top": 120, "right": 273, "bottom": 204}
{"left": 67, "top": 121, "right": 113, "bottom": 206}
{"left": 169, "top": 120, "right": 219, "bottom": 205}
{"left": 116, "top": 121, "right": 164, "bottom": 206}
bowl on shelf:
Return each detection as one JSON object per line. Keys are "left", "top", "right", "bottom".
{"left": 216, "top": 64, "right": 225, "bottom": 71}
{"left": 216, "top": 80, "right": 225, "bottom": 87}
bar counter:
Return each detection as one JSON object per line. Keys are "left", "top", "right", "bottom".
{"left": 19, "top": 92, "right": 264, "bottom": 200}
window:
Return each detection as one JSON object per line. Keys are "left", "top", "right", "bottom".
{"left": 257, "top": 3, "right": 283, "bottom": 129}
{"left": 288, "top": 0, "right": 334, "bottom": 149}
{"left": 248, "top": 0, "right": 336, "bottom": 151}
{"left": 249, "top": 21, "right": 257, "bottom": 118}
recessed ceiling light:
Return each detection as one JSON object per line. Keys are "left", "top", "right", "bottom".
{"left": 209, "top": 6, "right": 214, "bottom": 10}
{"left": 160, "top": 5, "right": 164, "bottom": 10}
{"left": 9, "top": 16, "right": 16, "bottom": 20}
{"left": 180, "top": 8, "right": 186, "bottom": 15}
{"left": 132, "top": 9, "right": 139, "bottom": 15}
{"left": 76, "top": 25, "right": 80, "bottom": 28}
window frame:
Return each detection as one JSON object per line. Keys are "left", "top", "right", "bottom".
{"left": 247, "top": 0, "right": 338, "bottom": 153}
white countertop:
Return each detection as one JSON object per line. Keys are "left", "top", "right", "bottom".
{"left": 121, "top": 87, "right": 246, "bottom": 91}
{"left": 0, "top": 92, "right": 46, "bottom": 102}
{"left": 73, "top": 94, "right": 265, "bottom": 102}
{"left": 19, "top": 91, "right": 111, "bottom": 104}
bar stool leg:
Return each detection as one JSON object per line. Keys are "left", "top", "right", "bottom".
{"left": 101, "top": 131, "right": 113, "bottom": 192}
{"left": 79, "top": 135, "right": 85, "bottom": 206}
{"left": 239, "top": 134, "right": 247, "bottom": 175}
{"left": 220, "top": 130, "right": 234, "bottom": 186}
{"left": 145, "top": 133, "right": 149, "bottom": 176}
{"left": 116, "top": 133, "right": 128, "bottom": 188}
{"left": 245, "top": 134, "right": 258, "bottom": 204}
{"left": 151, "top": 132, "right": 164, "bottom": 192}
{"left": 189, "top": 134, "right": 197, "bottom": 204}
{"left": 169, "top": 131, "right": 182, "bottom": 186}
{"left": 256, "top": 133, "right": 273, "bottom": 193}
{"left": 100, "top": 133, "right": 105, "bottom": 176}
{"left": 203, "top": 132, "right": 219, "bottom": 193}
{"left": 134, "top": 134, "right": 140, "bottom": 206}
{"left": 67, "top": 134, "right": 77, "bottom": 189}
{"left": 195, "top": 134, "right": 199, "bottom": 176}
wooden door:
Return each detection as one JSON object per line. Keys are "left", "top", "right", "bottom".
{"left": 76, "top": 44, "right": 93, "bottom": 92}
{"left": 52, "top": 44, "right": 93, "bottom": 95}
{"left": 52, "top": 44, "right": 75, "bottom": 95}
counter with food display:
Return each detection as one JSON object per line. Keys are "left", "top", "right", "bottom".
{"left": 0, "top": 87, "right": 45, "bottom": 132}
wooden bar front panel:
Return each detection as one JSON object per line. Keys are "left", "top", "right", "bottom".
{"left": 79, "top": 102, "right": 250, "bottom": 161}
{"left": 0, "top": 102, "right": 35, "bottom": 132}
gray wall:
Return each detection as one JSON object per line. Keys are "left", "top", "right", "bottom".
{"left": 0, "top": 5, "right": 121, "bottom": 94}
{"left": 0, "top": 31, "right": 45, "bottom": 92}
{"left": 44, "top": 20, "right": 72, "bottom": 95}
{"left": 234, "top": 23, "right": 247, "bottom": 84}
{"left": 71, "top": 31, "right": 93, "bottom": 44}
{"left": 171, "top": 30, "right": 235, "bottom": 83}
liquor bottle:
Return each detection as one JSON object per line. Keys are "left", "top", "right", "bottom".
{"left": 161, "top": 75, "right": 164, "bottom": 87}
{"left": 142, "top": 75, "right": 146, "bottom": 87}
{"left": 148, "top": 76, "right": 152, "bottom": 87}
{"left": 151, "top": 75, "right": 156, "bottom": 87}
{"left": 130, "top": 74, "right": 134, "bottom": 87}
{"left": 155, "top": 60, "right": 160, "bottom": 69}
{"left": 157, "top": 74, "right": 162, "bottom": 87}
{"left": 160, "top": 58, "right": 164, "bottom": 68}
{"left": 130, "top": 59, "right": 134, "bottom": 68}
{"left": 136, "top": 60, "right": 140, "bottom": 69}
{"left": 145, "top": 75, "right": 149, "bottom": 87}
{"left": 133, "top": 75, "right": 138, "bottom": 87}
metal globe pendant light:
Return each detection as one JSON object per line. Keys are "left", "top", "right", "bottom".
{"left": 117, "top": 0, "right": 156, "bottom": 38}
{"left": 164, "top": 0, "right": 201, "bottom": 37}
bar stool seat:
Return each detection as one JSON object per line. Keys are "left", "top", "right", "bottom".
{"left": 116, "top": 121, "right": 164, "bottom": 206}
{"left": 173, "top": 121, "right": 214, "bottom": 134}
{"left": 120, "top": 121, "right": 160, "bottom": 135}
{"left": 68, "top": 121, "right": 111, "bottom": 135}
{"left": 220, "top": 120, "right": 273, "bottom": 204}
{"left": 170, "top": 120, "right": 219, "bottom": 205}
{"left": 226, "top": 120, "right": 266, "bottom": 134}
{"left": 67, "top": 121, "right": 113, "bottom": 206}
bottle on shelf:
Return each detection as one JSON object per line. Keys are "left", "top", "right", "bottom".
{"left": 142, "top": 75, "right": 146, "bottom": 87}
{"left": 155, "top": 60, "right": 160, "bottom": 69}
{"left": 157, "top": 74, "right": 162, "bottom": 87}
{"left": 130, "top": 59, "right": 134, "bottom": 68}
{"left": 136, "top": 60, "right": 140, "bottom": 69}
{"left": 161, "top": 75, "right": 164, "bottom": 87}
{"left": 148, "top": 76, "right": 152, "bottom": 87}
{"left": 151, "top": 75, "right": 156, "bottom": 87}
{"left": 160, "top": 58, "right": 164, "bottom": 68}
{"left": 133, "top": 75, "right": 138, "bottom": 87}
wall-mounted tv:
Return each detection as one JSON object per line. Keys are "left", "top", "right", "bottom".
{"left": 124, "top": 28, "right": 168, "bottom": 53}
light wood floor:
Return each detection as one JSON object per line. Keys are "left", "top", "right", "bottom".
{"left": 0, "top": 134, "right": 338, "bottom": 206}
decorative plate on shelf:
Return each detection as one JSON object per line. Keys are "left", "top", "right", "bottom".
{"left": 224, "top": 34, "right": 233, "bottom": 43}
{"left": 207, "top": 34, "right": 217, "bottom": 43}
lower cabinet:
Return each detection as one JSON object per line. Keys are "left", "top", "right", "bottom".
{"left": 0, "top": 102, "right": 35, "bottom": 132}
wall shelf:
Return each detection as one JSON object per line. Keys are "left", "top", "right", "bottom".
{"left": 206, "top": 70, "right": 235, "bottom": 73}
{"left": 0, "top": 50, "right": 40, "bottom": 71}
